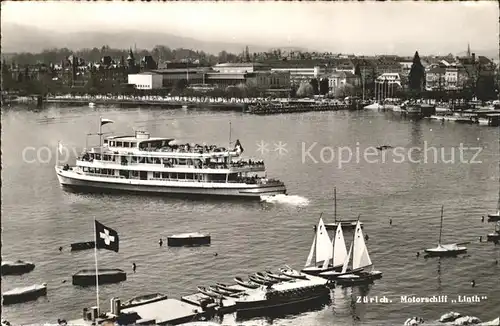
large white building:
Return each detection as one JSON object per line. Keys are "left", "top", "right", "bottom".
{"left": 128, "top": 72, "right": 163, "bottom": 89}
{"left": 270, "top": 66, "right": 326, "bottom": 85}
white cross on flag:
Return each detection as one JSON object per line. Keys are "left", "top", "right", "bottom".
{"left": 95, "top": 220, "right": 119, "bottom": 252}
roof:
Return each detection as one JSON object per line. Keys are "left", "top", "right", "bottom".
{"left": 152, "top": 68, "right": 213, "bottom": 74}
{"left": 106, "top": 135, "right": 174, "bottom": 143}
{"left": 214, "top": 62, "right": 266, "bottom": 67}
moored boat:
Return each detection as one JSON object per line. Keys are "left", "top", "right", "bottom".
{"left": 234, "top": 273, "right": 330, "bottom": 316}
{"left": 1, "top": 260, "right": 35, "bottom": 275}
{"left": 234, "top": 277, "right": 260, "bottom": 289}
{"left": 264, "top": 270, "right": 293, "bottom": 281}
{"left": 122, "top": 293, "right": 168, "bottom": 308}
{"left": 55, "top": 120, "right": 287, "bottom": 199}
{"left": 424, "top": 206, "right": 467, "bottom": 257}
{"left": 197, "top": 286, "right": 223, "bottom": 299}
{"left": 2, "top": 283, "right": 47, "bottom": 305}
{"left": 215, "top": 283, "right": 246, "bottom": 293}
{"left": 278, "top": 267, "right": 308, "bottom": 280}
{"left": 72, "top": 268, "right": 127, "bottom": 286}
{"left": 167, "top": 232, "right": 211, "bottom": 247}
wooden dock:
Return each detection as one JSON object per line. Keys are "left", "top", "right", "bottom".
{"left": 66, "top": 298, "right": 208, "bottom": 325}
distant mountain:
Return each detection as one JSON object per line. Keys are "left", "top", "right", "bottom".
{"left": 1, "top": 23, "right": 308, "bottom": 55}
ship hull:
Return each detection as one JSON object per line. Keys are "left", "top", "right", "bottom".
{"left": 56, "top": 167, "right": 286, "bottom": 198}
{"left": 235, "top": 291, "right": 330, "bottom": 315}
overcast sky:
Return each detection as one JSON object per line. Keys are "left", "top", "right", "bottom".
{"left": 2, "top": 1, "right": 498, "bottom": 55}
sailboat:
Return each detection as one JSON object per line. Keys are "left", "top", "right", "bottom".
{"left": 319, "top": 222, "right": 354, "bottom": 279}
{"left": 324, "top": 188, "right": 363, "bottom": 230}
{"left": 336, "top": 221, "right": 382, "bottom": 286}
{"left": 424, "top": 206, "right": 467, "bottom": 257}
{"left": 301, "top": 217, "right": 335, "bottom": 276}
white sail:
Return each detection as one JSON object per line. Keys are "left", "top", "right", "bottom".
{"left": 305, "top": 235, "right": 316, "bottom": 268}
{"left": 341, "top": 242, "right": 353, "bottom": 274}
{"left": 315, "top": 218, "right": 332, "bottom": 264}
{"left": 352, "top": 221, "right": 372, "bottom": 270}
{"left": 332, "top": 222, "right": 348, "bottom": 268}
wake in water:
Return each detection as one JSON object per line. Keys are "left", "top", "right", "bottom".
{"left": 260, "top": 194, "right": 310, "bottom": 207}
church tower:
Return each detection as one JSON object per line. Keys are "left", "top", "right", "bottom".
{"left": 467, "top": 43, "right": 471, "bottom": 57}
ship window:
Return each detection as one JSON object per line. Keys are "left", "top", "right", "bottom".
{"left": 178, "top": 173, "right": 186, "bottom": 179}
{"left": 123, "top": 142, "right": 130, "bottom": 148}
{"left": 132, "top": 171, "right": 139, "bottom": 177}
{"left": 131, "top": 156, "right": 138, "bottom": 163}
{"left": 130, "top": 142, "right": 136, "bottom": 147}
{"left": 110, "top": 141, "right": 115, "bottom": 146}
{"left": 154, "top": 158, "right": 161, "bottom": 164}
{"left": 186, "top": 173, "right": 194, "bottom": 180}
{"left": 95, "top": 154, "right": 101, "bottom": 160}
{"left": 162, "top": 172, "right": 168, "bottom": 178}
{"left": 116, "top": 141, "right": 123, "bottom": 147}
{"left": 170, "top": 173, "right": 177, "bottom": 179}
{"left": 83, "top": 167, "right": 89, "bottom": 172}
{"left": 104, "top": 139, "right": 108, "bottom": 144}
{"left": 138, "top": 157, "right": 145, "bottom": 164}
{"left": 153, "top": 172, "right": 161, "bottom": 178}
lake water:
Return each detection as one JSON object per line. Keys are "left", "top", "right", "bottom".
{"left": 1, "top": 105, "right": 499, "bottom": 325}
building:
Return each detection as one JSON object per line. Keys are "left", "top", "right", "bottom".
{"left": 212, "top": 62, "right": 268, "bottom": 74}
{"left": 151, "top": 68, "right": 212, "bottom": 88}
{"left": 254, "top": 71, "right": 291, "bottom": 91}
{"left": 327, "top": 71, "right": 360, "bottom": 95}
{"left": 128, "top": 72, "right": 163, "bottom": 89}
{"left": 270, "top": 66, "right": 327, "bottom": 85}
{"left": 425, "top": 66, "right": 446, "bottom": 91}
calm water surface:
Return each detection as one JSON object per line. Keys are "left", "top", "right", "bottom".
{"left": 1, "top": 105, "right": 499, "bottom": 325}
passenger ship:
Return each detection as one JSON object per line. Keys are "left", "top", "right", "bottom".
{"left": 55, "top": 119, "right": 286, "bottom": 198}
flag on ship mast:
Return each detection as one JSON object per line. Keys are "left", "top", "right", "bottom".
{"left": 100, "top": 118, "right": 114, "bottom": 126}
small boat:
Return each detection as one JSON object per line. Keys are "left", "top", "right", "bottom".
{"left": 2, "top": 283, "right": 47, "bottom": 305}
{"left": 234, "top": 277, "right": 260, "bottom": 289}
{"left": 254, "top": 272, "right": 280, "bottom": 284}
{"left": 70, "top": 241, "right": 95, "bottom": 251}
{"left": 122, "top": 293, "right": 168, "bottom": 308}
{"left": 167, "top": 232, "right": 211, "bottom": 247}
{"left": 302, "top": 216, "right": 336, "bottom": 275}
{"left": 424, "top": 206, "right": 467, "bottom": 257}
{"left": 88, "top": 102, "right": 96, "bottom": 108}
{"left": 324, "top": 188, "right": 363, "bottom": 230}
{"left": 197, "top": 286, "right": 223, "bottom": 299}
{"left": 1, "top": 260, "right": 35, "bottom": 275}
{"left": 336, "top": 221, "right": 383, "bottom": 286}
{"left": 278, "top": 267, "right": 308, "bottom": 280}
{"left": 215, "top": 283, "right": 245, "bottom": 293}
{"left": 488, "top": 179, "right": 500, "bottom": 220}
{"left": 248, "top": 275, "right": 274, "bottom": 286}
{"left": 72, "top": 268, "right": 127, "bottom": 286}
{"left": 264, "top": 271, "right": 293, "bottom": 281}
{"left": 208, "top": 286, "right": 241, "bottom": 298}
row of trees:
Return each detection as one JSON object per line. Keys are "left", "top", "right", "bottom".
{"left": 3, "top": 45, "right": 242, "bottom": 67}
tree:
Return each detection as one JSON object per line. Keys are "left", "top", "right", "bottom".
{"left": 475, "top": 75, "right": 497, "bottom": 101}
{"left": 334, "top": 83, "right": 355, "bottom": 98}
{"left": 319, "top": 78, "right": 329, "bottom": 95}
{"left": 309, "top": 78, "right": 319, "bottom": 95}
{"left": 296, "top": 82, "right": 314, "bottom": 97}
{"left": 408, "top": 51, "right": 425, "bottom": 93}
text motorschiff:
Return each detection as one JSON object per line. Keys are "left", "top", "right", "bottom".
{"left": 401, "top": 295, "right": 448, "bottom": 303}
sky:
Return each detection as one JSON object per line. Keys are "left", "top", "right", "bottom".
{"left": 2, "top": 1, "right": 499, "bottom": 55}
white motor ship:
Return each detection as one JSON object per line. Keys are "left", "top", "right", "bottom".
{"left": 55, "top": 118, "right": 286, "bottom": 198}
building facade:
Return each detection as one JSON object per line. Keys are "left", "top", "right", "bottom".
{"left": 270, "top": 66, "right": 326, "bottom": 85}
{"left": 128, "top": 72, "right": 163, "bottom": 89}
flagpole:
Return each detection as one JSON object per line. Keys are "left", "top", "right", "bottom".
{"left": 93, "top": 218, "right": 100, "bottom": 313}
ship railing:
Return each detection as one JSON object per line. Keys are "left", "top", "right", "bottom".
{"left": 83, "top": 172, "right": 126, "bottom": 179}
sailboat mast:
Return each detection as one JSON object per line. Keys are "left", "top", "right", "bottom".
{"left": 334, "top": 187, "right": 337, "bottom": 223}
{"left": 438, "top": 205, "right": 444, "bottom": 244}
